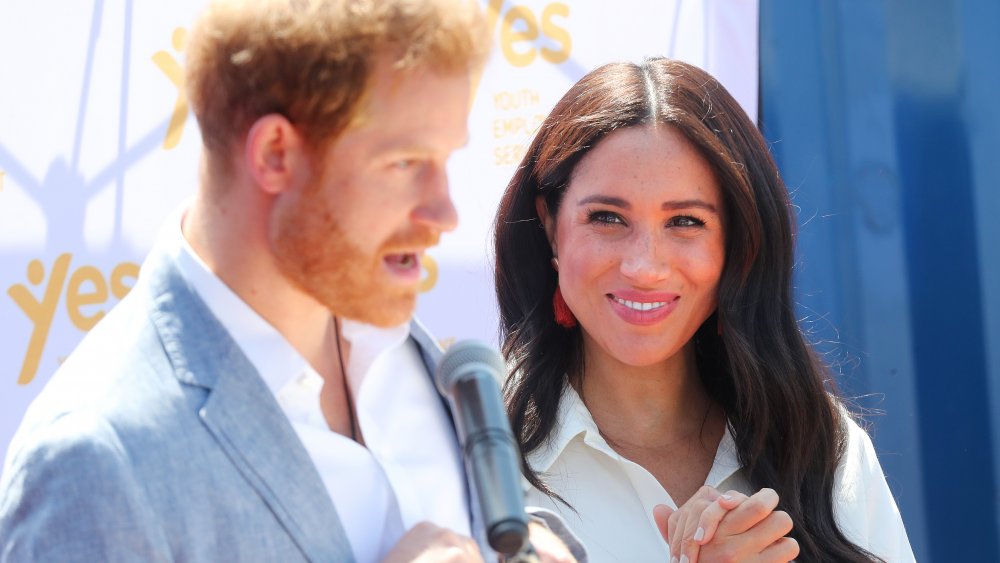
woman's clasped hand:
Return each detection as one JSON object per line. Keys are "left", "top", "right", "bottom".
{"left": 653, "top": 487, "right": 799, "bottom": 563}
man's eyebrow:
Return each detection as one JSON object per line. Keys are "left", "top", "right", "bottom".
{"left": 373, "top": 134, "right": 470, "bottom": 155}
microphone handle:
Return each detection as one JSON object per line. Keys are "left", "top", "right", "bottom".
{"left": 504, "top": 542, "right": 540, "bottom": 563}
{"left": 451, "top": 374, "right": 530, "bottom": 555}
{"left": 464, "top": 429, "right": 529, "bottom": 553}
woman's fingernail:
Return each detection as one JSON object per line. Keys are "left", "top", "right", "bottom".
{"left": 671, "top": 557, "right": 679, "bottom": 563}
{"left": 694, "top": 527, "right": 705, "bottom": 541}
{"left": 680, "top": 555, "right": 690, "bottom": 563}
{"left": 721, "top": 494, "right": 734, "bottom": 502}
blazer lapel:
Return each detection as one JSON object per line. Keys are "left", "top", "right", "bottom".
{"left": 408, "top": 318, "right": 449, "bottom": 412}
{"left": 143, "top": 247, "right": 354, "bottom": 563}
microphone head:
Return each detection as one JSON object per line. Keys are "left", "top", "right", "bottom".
{"left": 435, "top": 339, "right": 506, "bottom": 396}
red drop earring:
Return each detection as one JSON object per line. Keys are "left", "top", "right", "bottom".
{"left": 553, "top": 286, "right": 577, "bottom": 328}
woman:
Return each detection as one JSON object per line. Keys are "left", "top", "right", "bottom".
{"left": 493, "top": 58, "right": 913, "bottom": 562}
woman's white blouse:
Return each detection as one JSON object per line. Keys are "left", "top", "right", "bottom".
{"left": 524, "top": 386, "right": 916, "bottom": 562}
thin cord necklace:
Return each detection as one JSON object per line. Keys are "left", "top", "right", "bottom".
{"left": 333, "top": 317, "right": 358, "bottom": 442}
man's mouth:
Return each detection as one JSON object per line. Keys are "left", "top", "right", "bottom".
{"left": 385, "top": 253, "right": 419, "bottom": 269}
{"left": 383, "top": 252, "right": 423, "bottom": 281}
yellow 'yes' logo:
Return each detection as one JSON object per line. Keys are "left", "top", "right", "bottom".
{"left": 152, "top": 28, "right": 189, "bottom": 150}
{"left": 7, "top": 255, "right": 139, "bottom": 385}
{"left": 486, "top": 1, "right": 571, "bottom": 68}
{"left": 419, "top": 255, "right": 439, "bottom": 294}
{"left": 471, "top": 1, "right": 572, "bottom": 105}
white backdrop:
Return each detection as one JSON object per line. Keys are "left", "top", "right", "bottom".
{"left": 0, "top": 0, "right": 758, "bottom": 460}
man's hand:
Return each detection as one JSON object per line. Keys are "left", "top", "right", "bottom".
{"left": 383, "top": 522, "right": 484, "bottom": 562}
{"left": 653, "top": 488, "right": 799, "bottom": 563}
{"left": 526, "top": 521, "right": 577, "bottom": 563}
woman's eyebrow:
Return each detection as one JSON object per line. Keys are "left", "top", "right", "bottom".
{"left": 577, "top": 195, "right": 630, "bottom": 208}
{"left": 577, "top": 195, "right": 719, "bottom": 214}
{"left": 661, "top": 199, "right": 718, "bottom": 213}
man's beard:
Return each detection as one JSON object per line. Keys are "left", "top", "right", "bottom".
{"left": 271, "top": 185, "right": 439, "bottom": 328}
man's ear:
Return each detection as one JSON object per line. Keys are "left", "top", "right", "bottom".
{"left": 535, "top": 195, "right": 557, "bottom": 256}
{"left": 244, "top": 114, "right": 308, "bottom": 195}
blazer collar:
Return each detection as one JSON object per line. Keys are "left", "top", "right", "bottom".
{"left": 141, "top": 245, "right": 354, "bottom": 563}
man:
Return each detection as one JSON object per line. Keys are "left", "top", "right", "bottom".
{"left": 0, "top": 1, "right": 580, "bottom": 561}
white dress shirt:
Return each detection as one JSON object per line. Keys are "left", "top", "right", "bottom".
{"left": 165, "top": 211, "right": 469, "bottom": 562}
{"left": 525, "top": 385, "right": 915, "bottom": 563}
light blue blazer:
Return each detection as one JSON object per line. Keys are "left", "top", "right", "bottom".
{"left": 0, "top": 243, "right": 467, "bottom": 562}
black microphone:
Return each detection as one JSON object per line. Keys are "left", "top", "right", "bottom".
{"left": 435, "top": 339, "right": 530, "bottom": 556}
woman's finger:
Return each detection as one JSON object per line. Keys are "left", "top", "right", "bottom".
{"left": 681, "top": 492, "right": 750, "bottom": 563}
{"left": 669, "top": 505, "right": 687, "bottom": 562}
{"left": 652, "top": 504, "right": 674, "bottom": 543}
{"left": 757, "top": 536, "right": 800, "bottom": 563}
{"left": 678, "top": 506, "right": 707, "bottom": 563}
{"left": 720, "top": 510, "right": 794, "bottom": 556}
{"left": 716, "top": 488, "right": 780, "bottom": 536}
{"left": 695, "top": 491, "right": 748, "bottom": 545}
{"left": 669, "top": 486, "right": 721, "bottom": 563}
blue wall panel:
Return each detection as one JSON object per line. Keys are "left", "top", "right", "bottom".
{"left": 760, "top": 0, "right": 1000, "bottom": 560}
{"left": 886, "top": 2, "right": 998, "bottom": 561}
{"left": 957, "top": 0, "right": 1000, "bottom": 546}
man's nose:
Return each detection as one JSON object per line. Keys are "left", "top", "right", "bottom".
{"left": 412, "top": 165, "right": 459, "bottom": 233}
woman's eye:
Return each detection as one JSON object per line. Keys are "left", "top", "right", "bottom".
{"left": 667, "top": 215, "right": 706, "bottom": 228}
{"left": 588, "top": 210, "right": 625, "bottom": 225}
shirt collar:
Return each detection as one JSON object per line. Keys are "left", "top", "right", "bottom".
{"left": 163, "top": 205, "right": 307, "bottom": 394}
{"left": 527, "top": 384, "right": 604, "bottom": 473}
{"left": 705, "top": 420, "right": 741, "bottom": 488}
{"left": 527, "top": 383, "right": 743, "bottom": 487}
{"left": 340, "top": 318, "right": 411, "bottom": 391}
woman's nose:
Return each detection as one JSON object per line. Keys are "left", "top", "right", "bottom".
{"left": 619, "top": 232, "right": 671, "bottom": 284}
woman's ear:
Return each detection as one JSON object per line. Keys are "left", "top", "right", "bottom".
{"left": 535, "top": 195, "right": 557, "bottom": 255}
{"left": 244, "top": 114, "right": 308, "bottom": 195}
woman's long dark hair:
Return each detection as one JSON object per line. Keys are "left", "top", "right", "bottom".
{"left": 493, "top": 58, "right": 878, "bottom": 562}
